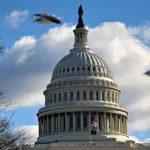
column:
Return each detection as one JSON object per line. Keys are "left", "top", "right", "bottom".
{"left": 110, "top": 113, "right": 113, "bottom": 132}
{"left": 123, "top": 116, "right": 125, "bottom": 134}
{"left": 41, "top": 117, "right": 43, "bottom": 135}
{"left": 126, "top": 117, "right": 128, "bottom": 134}
{"left": 61, "top": 115, "right": 64, "bottom": 132}
{"left": 96, "top": 112, "right": 99, "bottom": 131}
{"left": 47, "top": 116, "right": 49, "bottom": 134}
{"left": 41, "top": 117, "right": 44, "bottom": 136}
{"left": 74, "top": 90, "right": 77, "bottom": 101}
{"left": 99, "top": 90, "right": 101, "bottom": 101}
{"left": 81, "top": 112, "right": 83, "bottom": 131}
{"left": 120, "top": 115, "right": 122, "bottom": 133}
{"left": 115, "top": 114, "right": 118, "bottom": 133}
{"left": 43, "top": 117, "right": 45, "bottom": 135}
{"left": 118, "top": 116, "right": 120, "bottom": 133}
{"left": 55, "top": 116, "right": 58, "bottom": 133}
{"left": 68, "top": 114, "right": 70, "bottom": 131}
{"left": 100, "top": 113, "right": 105, "bottom": 131}
{"left": 88, "top": 112, "right": 91, "bottom": 130}
{"left": 58, "top": 113, "right": 60, "bottom": 132}
{"left": 80, "top": 90, "right": 83, "bottom": 101}
{"left": 67, "top": 91, "right": 70, "bottom": 101}
{"left": 38, "top": 118, "right": 40, "bottom": 136}
{"left": 51, "top": 115, "right": 54, "bottom": 134}
{"left": 104, "top": 112, "right": 106, "bottom": 132}
{"left": 110, "top": 92, "right": 112, "bottom": 103}
{"left": 65, "top": 113, "right": 68, "bottom": 132}
{"left": 73, "top": 112, "right": 76, "bottom": 131}
{"left": 87, "top": 90, "right": 89, "bottom": 101}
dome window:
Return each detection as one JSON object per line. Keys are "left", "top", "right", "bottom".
{"left": 88, "top": 67, "right": 90, "bottom": 71}
{"left": 63, "top": 68, "right": 65, "bottom": 73}
{"left": 83, "top": 91, "right": 86, "bottom": 100}
{"left": 82, "top": 67, "right": 85, "bottom": 71}
{"left": 72, "top": 67, "right": 74, "bottom": 71}
{"left": 77, "top": 91, "right": 80, "bottom": 100}
{"left": 67, "top": 68, "right": 70, "bottom": 72}
{"left": 96, "top": 91, "right": 99, "bottom": 100}
{"left": 70, "top": 91, "right": 73, "bottom": 101}
{"left": 90, "top": 91, "right": 93, "bottom": 100}
{"left": 93, "top": 67, "right": 95, "bottom": 71}
{"left": 54, "top": 94, "right": 56, "bottom": 103}
{"left": 102, "top": 91, "right": 105, "bottom": 101}
{"left": 64, "top": 92, "right": 67, "bottom": 101}
{"left": 77, "top": 67, "right": 80, "bottom": 71}
{"left": 59, "top": 93, "right": 61, "bottom": 102}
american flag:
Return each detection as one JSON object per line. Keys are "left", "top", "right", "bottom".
{"left": 91, "top": 121, "right": 98, "bottom": 128}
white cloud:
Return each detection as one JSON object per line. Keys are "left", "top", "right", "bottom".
{"left": 3, "top": 10, "right": 28, "bottom": 29}
{"left": 15, "top": 125, "right": 38, "bottom": 144}
{"left": 1, "top": 22, "right": 150, "bottom": 133}
{"left": 129, "top": 136, "right": 143, "bottom": 143}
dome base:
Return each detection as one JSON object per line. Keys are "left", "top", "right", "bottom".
{"left": 36, "top": 132, "right": 129, "bottom": 144}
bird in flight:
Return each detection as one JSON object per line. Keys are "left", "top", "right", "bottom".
{"left": 32, "top": 13, "right": 61, "bottom": 25}
{"left": 143, "top": 70, "right": 150, "bottom": 77}
{"left": 143, "top": 63, "right": 150, "bottom": 77}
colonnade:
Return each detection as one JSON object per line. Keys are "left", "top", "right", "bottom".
{"left": 38, "top": 112, "right": 127, "bottom": 137}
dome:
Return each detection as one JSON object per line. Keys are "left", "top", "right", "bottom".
{"left": 51, "top": 51, "right": 114, "bottom": 81}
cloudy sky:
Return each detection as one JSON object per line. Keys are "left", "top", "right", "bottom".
{"left": 1, "top": 0, "right": 150, "bottom": 144}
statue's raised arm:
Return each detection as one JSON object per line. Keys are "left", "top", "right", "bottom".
{"left": 78, "top": 5, "right": 83, "bottom": 16}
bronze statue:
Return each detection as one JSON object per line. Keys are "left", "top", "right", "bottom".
{"left": 78, "top": 5, "right": 83, "bottom": 17}
{"left": 76, "top": 5, "right": 85, "bottom": 28}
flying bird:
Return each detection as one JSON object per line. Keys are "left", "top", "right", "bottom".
{"left": 143, "top": 70, "right": 150, "bottom": 77}
{"left": 32, "top": 13, "right": 61, "bottom": 25}
{"left": 143, "top": 63, "right": 150, "bottom": 77}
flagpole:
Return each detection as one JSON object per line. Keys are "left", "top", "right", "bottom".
{"left": 90, "top": 126, "right": 91, "bottom": 146}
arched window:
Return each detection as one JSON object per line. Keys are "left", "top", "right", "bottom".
{"left": 63, "top": 68, "right": 65, "bottom": 72}
{"left": 70, "top": 91, "right": 73, "bottom": 101}
{"left": 83, "top": 91, "right": 86, "bottom": 100}
{"left": 72, "top": 67, "right": 74, "bottom": 71}
{"left": 82, "top": 67, "right": 85, "bottom": 71}
{"left": 67, "top": 68, "right": 69, "bottom": 72}
{"left": 77, "top": 67, "right": 80, "bottom": 71}
{"left": 88, "top": 67, "right": 90, "bottom": 71}
{"left": 54, "top": 94, "right": 56, "bottom": 103}
{"left": 59, "top": 93, "right": 61, "bottom": 102}
{"left": 64, "top": 92, "right": 67, "bottom": 101}
{"left": 59, "top": 69, "right": 61, "bottom": 73}
{"left": 96, "top": 91, "right": 99, "bottom": 100}
{"left": 77, "top": 91, "right": 80, "bottom": 100}
{"left": 90, "top": 91, "right": 93, "bottom": 100}
{"left": 102, "top": 91, "right": 105, "bottom": 101}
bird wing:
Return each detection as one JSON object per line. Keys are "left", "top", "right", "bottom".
{"left": 44, "top": 15, "right": 61, "bottom": 23}
{"left": 144, "top": 70, "right": 150, "bottom": 76}
{"left": 33, "top": 13, "right": 48, "bottom": 17}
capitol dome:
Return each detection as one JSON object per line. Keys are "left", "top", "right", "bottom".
{"left": 51, "top": 50, "right": 114, "bottom": 81}
{"left": 36, "top": 5, "right": 129, "bottom": 146}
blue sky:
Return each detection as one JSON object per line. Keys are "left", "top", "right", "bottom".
{"left": 1, "top": 0, "right": 150, "bottom": 143}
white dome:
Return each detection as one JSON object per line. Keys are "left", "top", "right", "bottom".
{"left": 51, "top": 51, "right": 114, "bottom": 81}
